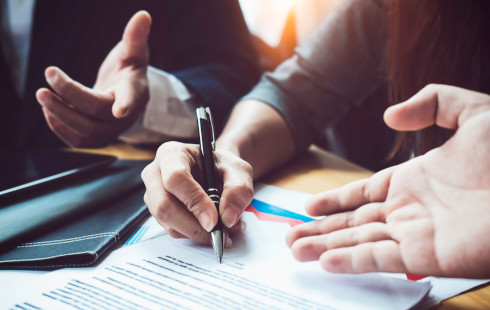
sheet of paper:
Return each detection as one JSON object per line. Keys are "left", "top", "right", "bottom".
{"left": 3, "top": 210, "right": 430, "bottom": 310}
{"left": 123, "top": 216, "right": 168, "bottom": 246}
{"left": 251, "top": 185, "right": 490, "bottom": 306}
{"left": 415, "top": 277, "right": 490, "bottom": 308}
{"left": 1, "top": 184, "right": 487, "bottom": 309}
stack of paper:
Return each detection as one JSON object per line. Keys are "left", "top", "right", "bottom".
{"left": 2, "top": 185, "right": 487, "bottom": 309}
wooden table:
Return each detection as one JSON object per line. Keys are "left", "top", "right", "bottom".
{"left": 77, "top": 143, "right": 490, "bottom": 309}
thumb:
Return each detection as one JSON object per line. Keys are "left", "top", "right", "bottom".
{"left": 120, "top": 10, "right": 151, "bottom": 63}
{"left": 112, "top": 78, "right": 149, "bottom": 119}
{"left": 383, "top": 84, "right": 490, "bottom": 131}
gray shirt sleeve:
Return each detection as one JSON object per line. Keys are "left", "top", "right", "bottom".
{"left": 241, "top": 0, "right": 387, "bottom": 155}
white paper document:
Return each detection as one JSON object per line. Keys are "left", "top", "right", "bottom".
{"left": 2, "top": 184, "right": 487, "bottom": 309}
{"left": 5, "top": 216, "right": 429, "bottom": 309}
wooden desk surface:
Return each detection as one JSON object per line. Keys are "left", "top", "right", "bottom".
{"left": 76, "top": 143, "right": 490, "bottom": 309}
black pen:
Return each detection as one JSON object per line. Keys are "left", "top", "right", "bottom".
{"left": 196, "top": 107, "right": 224, "bottom": 263}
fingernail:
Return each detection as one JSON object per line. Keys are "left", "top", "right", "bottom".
{"left": 37, "top": 91, "right": 47, "bottom": 104}
{"left": 222, "top": 206, "right": 239, "bottom": 228}
{"left": 225, "top": 235, "right": 232, "bottom": 248}
{"left": 46, "top": 70, "right": 57, "bottom": 83}
{"left": 240, "top": 221, "right": 246, "bottom": 232}
{"left": 198, "top": 213, "right": 214, "bottom": 232}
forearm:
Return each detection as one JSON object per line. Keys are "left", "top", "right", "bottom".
{"left": 216, "top": 100, "right": 295, "bottom": 180}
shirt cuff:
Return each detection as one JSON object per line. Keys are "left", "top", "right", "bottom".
{"left": 119, "top": 66, "right": 198, "bottom": 144}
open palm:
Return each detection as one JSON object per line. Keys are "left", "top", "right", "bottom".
{"left": 286, "top": 85, "right": 490, "bottom": 278}
{"left": 36, "top": 11, "right": 151, "bottom": 147}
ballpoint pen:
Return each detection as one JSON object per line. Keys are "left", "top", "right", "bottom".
{"left": 196, "top": 107, "right": 224, "bottom": 263}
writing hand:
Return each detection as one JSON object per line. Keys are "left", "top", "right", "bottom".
{"left": 141, "top": 142, "right": 254, "bottom": 246}
{"left": 36, "top": 11, "right": 151, "bottom": 147}
{"left": 286, "top": 84, "right": 490, "bottom": 278}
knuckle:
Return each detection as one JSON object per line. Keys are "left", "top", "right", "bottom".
{"left": 224, "top": 181, "right": 254, "bottom": 205}
{"left": 185, "top": 192, "right": 206, "bottom": 214}
{"left": 361, "top": 182, "right": 371, "bottom": 202}
{"left": 318, "top": 218, "right": 332, "bottom": 234}
{"left": 223, "top": 155, "right": 253, "bottom": 175}
{"left": 140, "top": 165, "right": 150, "bottom": 182}
{"left": 346, "top": 212, "right": 356, "bottom": 228}
{"left": 157, "top": 141, "right": 181, "bottom": 155}
{"left": 141, "top": 163, "right": 157, "bottom": 183}
{"left": 349, "top": 228, "right": 360, "bottom": 244}
{"left": 143, "top": 192, "right": 150, "bottom": 206}
{"left": 237, "top": 160, "right": 253, "bottom": 175}
{"left": 163, "top": 166, "right": 190, "bottom": 191}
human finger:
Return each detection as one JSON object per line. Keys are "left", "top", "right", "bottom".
{"left": 37, "top": 88, "right": 113, "bottom": 138}
{"left": 141, "top": 162, "right": 212, "bottom": 244}
{"left": 164, "top": 221, "right": 241, "bottom": 249}
{"left": 112, "top": 77, "right": 148, "bottom": 119}
{"left": 156, "top": 142, "right": 218, "bottom": 233}
{"left": 384, "top": 84, "right": 490, "bottom": 131}
{"left": 216, "top": 151, "right": 254, "bottom": 228}
{"left": 286, "top": 202, "right": 385, "bottom": 247}
{"left": 319, "top": 240, "right": 408, "bottom": 274}
{"left": 290, "top": 223, "right": 391, "bottom": 262}
{"left": 41, "top": 107, "right": 85, "bottom": 147}
{"left": 305, "top": 166, "right": 395, "bottom": 216}
{"left": 120, "top": 10, "right": 151, "bottom": 63}
{"left": 44, "top": 67, "right": 114, "bottom": 119}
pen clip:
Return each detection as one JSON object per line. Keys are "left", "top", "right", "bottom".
{"left": 205, "top": 107, "right": 216, "bottom": 151}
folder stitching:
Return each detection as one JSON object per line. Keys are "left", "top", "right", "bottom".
{"left": 17, "top": 232, "right": 119, "bottom": 248}
{"left": 0, "top": 251, "right": 99, "bottom": 266}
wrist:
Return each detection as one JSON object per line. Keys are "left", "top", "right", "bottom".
{"left": 216, "top": 134, "right": 244, "bottom": 158}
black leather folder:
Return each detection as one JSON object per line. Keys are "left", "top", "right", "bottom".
{"left": 0, "top": 160, "right": 150, "bottom": 270}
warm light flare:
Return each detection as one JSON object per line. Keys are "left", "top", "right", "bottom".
{"left": 239, "top": 0, "right": 296, "bottom": 47}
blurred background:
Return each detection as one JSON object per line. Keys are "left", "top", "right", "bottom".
{"left": 239, "top": 0, "right": 342, "bottom": 70}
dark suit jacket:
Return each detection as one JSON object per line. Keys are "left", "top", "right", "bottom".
{"left": 0, "top": 0, "right": 259, "bottom": 149}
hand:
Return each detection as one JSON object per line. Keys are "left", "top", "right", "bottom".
{"left": 141, "top": 142, "right": 254, "bottom": 246}
{"left": 36, "top": 11, "right": 151, "bottom": 147}
{"left": 286, "top": 84, "right": 490, "bottom": 278}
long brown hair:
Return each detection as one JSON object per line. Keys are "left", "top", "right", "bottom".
{"left": 386, "top": 0, "right": 490, "bottom": 157}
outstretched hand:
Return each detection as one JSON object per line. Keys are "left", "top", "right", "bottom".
{"left": 36, "top": 11, "right": 151, "bottom": 147}
{"left": 286, "top": 84, "right": 490, "bottom": 278}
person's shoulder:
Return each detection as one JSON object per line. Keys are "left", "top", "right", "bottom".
{"left": 312, "top": 0, "right": 387, "bottom": 40}
{"left": 333, "top": 0, "right": 387, "bottom": 37}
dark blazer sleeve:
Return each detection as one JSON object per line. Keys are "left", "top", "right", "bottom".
{"left": 150, "top": 0, "right": 260, "bottom": 130}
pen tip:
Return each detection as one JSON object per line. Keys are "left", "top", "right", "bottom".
{"left": 218, "top": 256, "right": 222, "bottom": 263}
